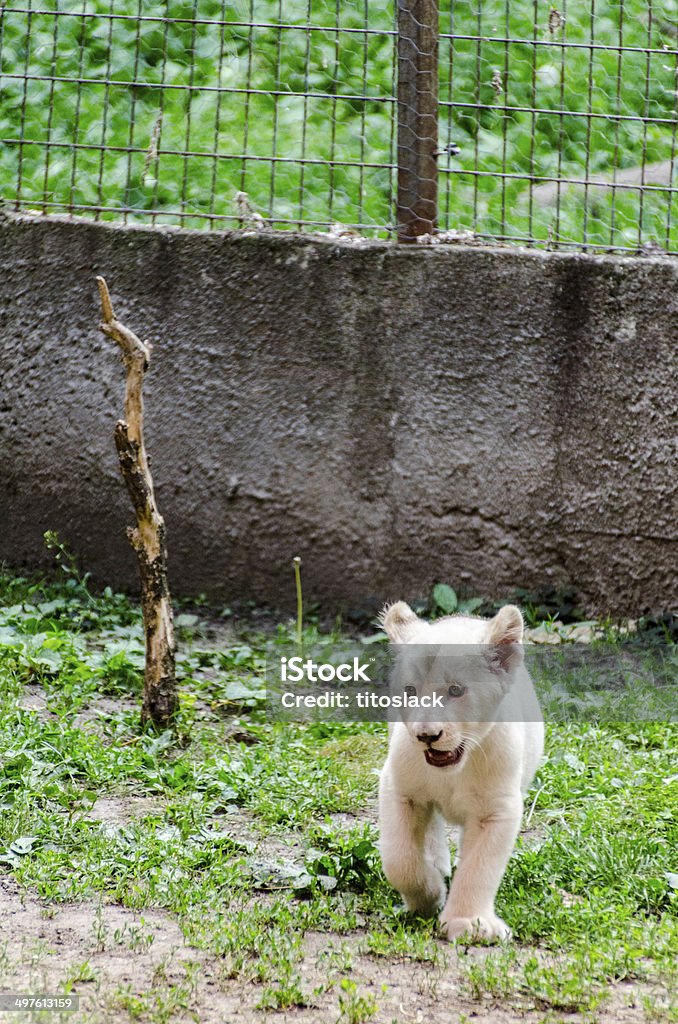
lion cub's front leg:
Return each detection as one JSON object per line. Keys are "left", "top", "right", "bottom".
{"left": 439, "top": 800, "right": 522, "bottom": 942}
{"left": 379, "top": 775, "right": 449, "bottom": 915}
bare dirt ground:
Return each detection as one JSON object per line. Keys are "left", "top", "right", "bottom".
{"left": 0, "top": 793, "right": 666, "bottom": 1024}
{"left": 4, "top": 658, "right": 671, "bottom": 1023}
{"left": 1, "top": 873, "right": 660, "bottom": 1024}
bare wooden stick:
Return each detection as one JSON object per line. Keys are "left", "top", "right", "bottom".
{"left": 97, "top": 275, "right": 178, "bottom": 728}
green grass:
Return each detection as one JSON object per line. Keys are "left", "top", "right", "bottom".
{"left": 0, "top": 569, "right": 676, "bottom": 1020}
{"left": 0, "top": 0, "right": 676, "bottom": 249}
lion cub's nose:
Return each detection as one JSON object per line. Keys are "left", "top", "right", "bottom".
{"left": 416, "top": 730, "right": 443, "bottom": 745}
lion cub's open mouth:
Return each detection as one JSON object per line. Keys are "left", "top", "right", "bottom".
{"left": 424, "top": 743, "right": 464, "bottom": 768}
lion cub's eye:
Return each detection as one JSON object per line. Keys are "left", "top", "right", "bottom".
{"left": 448, "top": 682, "right": 467, "bottom": 698}
{"left": 404, "top": 685, "right": 417, "bottom": 697}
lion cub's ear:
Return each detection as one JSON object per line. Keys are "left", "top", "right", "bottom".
{"left": 486, "top": 605, "right": 524, "bottom": 675}
{"left": 378, "top": 601, "right": 422, "bottom": 643}
{"left": 487, "top": 605, "right": 524, "bottom": 646}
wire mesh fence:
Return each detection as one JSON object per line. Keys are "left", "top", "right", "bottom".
{"left": 0, "top": 1, "right": 676, "bottom": 251}
{"left": 0, "top": 0, "right": 398, "bottom": 231}
{"left": 438, "top": 1, "right": 678, "bottom": 252}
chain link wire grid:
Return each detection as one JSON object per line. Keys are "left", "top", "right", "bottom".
{"left": 438, "top": 0, "right": 678, "bottom": 252}
{"left": 0, "top": 0, "right": 397, "bottom": 232}
{"left": 1, "top": 0, "right": 676, "bottom": 250}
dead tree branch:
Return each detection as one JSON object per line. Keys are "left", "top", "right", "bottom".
{"left": 96, "top": 275, "right": 178, "bottom": 728}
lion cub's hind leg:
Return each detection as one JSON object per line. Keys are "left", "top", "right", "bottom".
{"left": 427, "top": 809, "right": 451, "bottom": 884}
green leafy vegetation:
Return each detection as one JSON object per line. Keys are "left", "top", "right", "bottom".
{"left": 0, "top": 569, "right": 675, "bottom": 1020}
{"left": 1, "top": 0, "right": 676, "bottom": 248}
{"left": 438, "top": 0, "right": 678, "bottom": 250}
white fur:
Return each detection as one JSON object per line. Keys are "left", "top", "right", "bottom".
{"left": 378, "top": 602, "right": 544, "bottom": 942}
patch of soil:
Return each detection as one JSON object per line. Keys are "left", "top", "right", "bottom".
{"left": 0, "top": 875, "right": 204, "bottom": 1022}
{"left": 83, "top": 796, "right": 164, "bottom": 825}
{"left": 4, "top": 686, "right": 669, "bottom": 1023}
{"left": 326, "top": 799, "right": 379, "bottom": 832}
{"left": 17, "top": 688, "right": 140, "bottom": 735}
{"left": 0, "top": 874, "right": 668, "bottom": 1024}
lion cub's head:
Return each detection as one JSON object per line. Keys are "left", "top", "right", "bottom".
{"left": 379, "top": 601, "right": 525, "bottom": 768}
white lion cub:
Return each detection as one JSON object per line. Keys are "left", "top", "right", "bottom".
{"left": 378, "top": 601, "right": 543, "bottom": 942}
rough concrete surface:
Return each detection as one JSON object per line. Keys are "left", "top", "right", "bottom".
{"left": 1, "top": 214, "right": 676, "bottom": 614}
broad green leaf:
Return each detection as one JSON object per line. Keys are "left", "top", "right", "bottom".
{"left": 432, "top": 583, "right": 458, "bottom": 614}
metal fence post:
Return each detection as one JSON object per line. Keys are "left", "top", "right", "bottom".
{"left": 396, "top": 0, "right": 439, "bottom": 241}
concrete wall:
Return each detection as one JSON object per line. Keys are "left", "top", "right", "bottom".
{"left": 1, "top": 214, "right": 676, "bottom": 615}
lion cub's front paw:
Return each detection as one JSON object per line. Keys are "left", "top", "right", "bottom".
{"left": 439, "top": 911, "right": 511, "bottom": 943}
